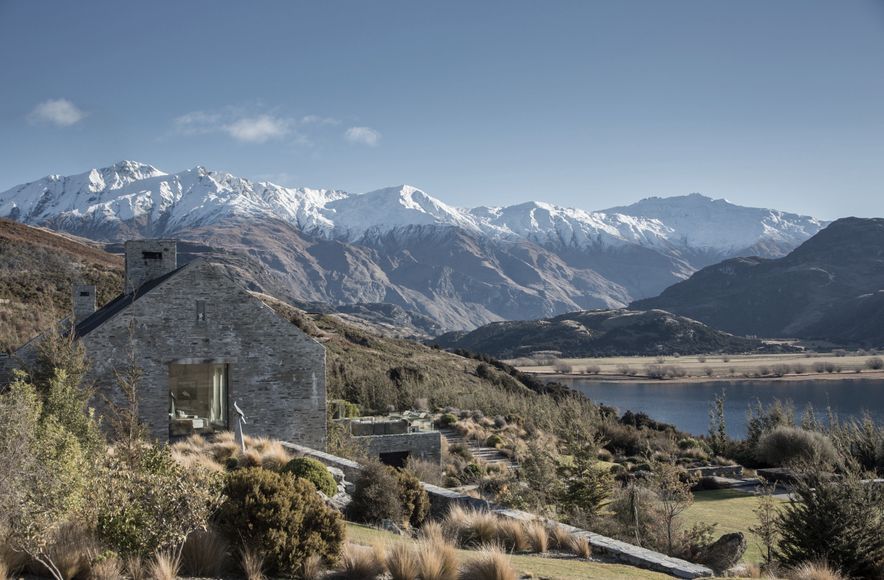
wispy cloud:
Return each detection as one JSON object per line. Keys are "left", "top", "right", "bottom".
{"left": 301, "top": 115, "right": 340, "bottom": 126}
{"left": 28, "top": 98, "right": 87, "bottom": 127}
{"left": 225, "top": 115, "right": 291, "bottom": 143}
{"left": 174, "top": 110, "right": 292, "bottom": 143}
{"left": 345, "top": 126, "right": 381, "bottom": 146}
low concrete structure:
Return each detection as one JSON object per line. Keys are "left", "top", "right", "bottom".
{"left": 344, "top": 414, "right": 442, "bottom": 467}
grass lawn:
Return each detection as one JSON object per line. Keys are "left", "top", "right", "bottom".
{"left": 345, "top": 522, "right": 672, "bottom": 579}
{"left": 683, "top": 489, "right": 784, "bottom": 565}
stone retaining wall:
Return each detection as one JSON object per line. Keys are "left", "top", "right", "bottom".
{"left": 285, "top": 441, "right": 713, "bottom": 579}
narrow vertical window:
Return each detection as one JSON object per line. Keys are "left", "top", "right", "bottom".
{"left": 196, "top": 300, "right": 206, "bottom": 322}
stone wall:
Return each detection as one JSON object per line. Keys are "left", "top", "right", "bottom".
{"left": 356, "top": 431, "right": 442, "bottom": 464}
{"left": 284, "top": 441, "right": 713, "bottom": 579}
{"left": 83, "top": 260, "right": 327, "bottom": 448}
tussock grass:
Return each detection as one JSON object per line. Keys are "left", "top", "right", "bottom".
{"left": 170, "top": 432, "right": 294, "bottom": 472}
{"left": 443, "top": 505, "right": 499, "bottom": 548}
{"left": 524, "top": 520, "right": 549, "bottom": 554}
{"left": 41, "top": 522, "right": 96, "bottom": 580}
{"left": 416, "top": 538, "right": 459, "bottom": 580}
{"left": 569, "top": 536, "right": 592, "bottom": 559}
{"left": 181, "top": 527, "right": 228, "bottom": 576}
{"left": 124, "top": 555, "right": 145, "bottom": 580}
{"left": 788, "top": 561, "right": 846, "bottom": 580}
{"left": 495, "top": 518, "right": 528, "bottom": 552}
{"left": 458, "top": 546, "right": 517, "bottom": 580}
{"left": 385, "top": 541, "right": 420, "bottom": 580}
{"left": 239, "top": 546, "right": 265, "bottom": 580}
{"left": 148, "top": 550, "right": 181, "bottom": 580}
{"left": 89, "top": 554, "right": 123, "bottom": 580}
{"left": 548, "top": 524, "right": 573, "bottom": 551}
{"left": 299, "top": 554, "right": 325, "bottom": 580}
{"left": 339, "top": 543, "right": 384, "bottom": 579}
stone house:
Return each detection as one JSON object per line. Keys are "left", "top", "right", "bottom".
{"left": 10, "top": 240, "right": 327, "bottom": 448}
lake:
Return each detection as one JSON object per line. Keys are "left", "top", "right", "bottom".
{"left": 564, "top": 378, "right": 884, "bottom": 438}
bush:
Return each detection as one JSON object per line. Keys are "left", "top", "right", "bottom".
{"left": 396, "top": 468, "right": 430, "bottom": 528}
{"left": 347, "top": 462, "right": 409, "bottom": 526}
{"left": 755, "top": 427, "right": 838, "bottom": 467}
{"left": 865, "top": 357, "right": 884, "bottom": 370}
{"left": 777, "top": 467, "right": 884, "bottom": 578}
{"left": 281, "top": 457, "right": 338, "bottom": 496}
{"left": 436, "top": 413, "right": 458, "bottom": 428}
{"left": 217, "top": 468, "right": 344, "bottom": 576}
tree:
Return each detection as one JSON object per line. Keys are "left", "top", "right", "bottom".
{"left": 776, "top": 464, "right": 884, "bottom": 578}
{"left": 708, "top": 389, "right": 728, "bottom": 456}
{"left": 748, "top": 483, "right": 779, "bottom": 565}
{"left": 652, "top": 462, "right": 694, "bottom": 555}
{"left": 0, "top": 376, "right": 94, "bottom": 580}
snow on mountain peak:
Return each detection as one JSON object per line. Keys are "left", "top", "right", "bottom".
{"left": 0, "top": 162, "right": 825, "bottom": 254}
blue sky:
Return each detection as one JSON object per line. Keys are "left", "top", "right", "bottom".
{"left": 1, "top": 0, "right": 882, "bottom": 219}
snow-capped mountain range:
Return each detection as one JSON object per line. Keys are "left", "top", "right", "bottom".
{"left": 0, "top": 160, "right": 823, "bottom": 252}
{"left": 0, "top": 161, "right": 827, "bottom": 331}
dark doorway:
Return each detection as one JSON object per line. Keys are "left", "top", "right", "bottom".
{"left": 379, "top": 451, "right": 410, "bottom": 468}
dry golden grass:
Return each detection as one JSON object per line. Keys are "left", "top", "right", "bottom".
{"left": 445, "top": 505, "right": 500, "bottom": 548}
{"left": 548, "top": 524, "right": 573, "bottom": 551}
{"left": 787, "top": 561, "right": 846, "bottom": 580}
{"left": 339, "top": 543, "right": 385, "bottom": 579}
{"left": 89, "top": 554, "right": 123, "bottom": 580}
{"left": 458, "top": 546, "right": 517, "bottom": 580}
{"left": 239, "top": 546, "right": 265, "bottom": 580}
{"left": 170, "top": 432, "right": 294, "bottom": 472}
{"left": 125, "top": 555, "right": 146, "bottom": 580}
{"left": 299, "top": 554, "right": 325, "bottom": 580}
{"left": 524, "top": 520, "right": 549, "bottom": 554}
{"left": 181, "top": 528, "right": 228, "bottom": 576}
{"left": 416, "top": 538, "right": 459, "bottom": 580}
{"left": 386, "top": 541, "right": 420, "bottom": 580}
{"left": 495, "top": 518, "right": 528, "bottom": 552}
{"left": 41, "top": 522, "right": 96, "bottom": 580}
{"left": 419, "top": 521, "right": 448, "bottom": 545}
{"left": 148, "top": 550, "right": 181, "bottom": 580}
{"left": 570, "top": 535, "right": 592, "bottom": 560}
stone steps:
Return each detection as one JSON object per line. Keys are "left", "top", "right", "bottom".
{"left": 439, "top": 428, "right": 518, "bottom": 469}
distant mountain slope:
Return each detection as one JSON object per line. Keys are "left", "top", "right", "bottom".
{"left": 0, "top": 161, "right": 826, "bottom": 330}
{"left": 632, "top": 218, "right": 884, "bottom": 345}
{"left": 0, "top": 219, "right": 123, "bottom": 352}
{"left": 433, "top": 309, "right": 761, "bottom": 359}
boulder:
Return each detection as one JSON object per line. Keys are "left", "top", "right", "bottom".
{"left": 698, "top": 532, "right": 747, "bottom": 573}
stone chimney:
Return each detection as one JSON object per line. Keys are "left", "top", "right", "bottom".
{"left": 124, "top": 240, "right": 178, "bottom": 293}
{"left": 72, "top": 284, "right": 96, "bottom": 324}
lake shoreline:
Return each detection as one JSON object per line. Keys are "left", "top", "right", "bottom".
{"left": 528, "top": 369, "right": 884, "bottom": 385}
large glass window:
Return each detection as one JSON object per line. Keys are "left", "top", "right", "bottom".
{"left": 169, "top": 363, "right": 228, "bottom": 437}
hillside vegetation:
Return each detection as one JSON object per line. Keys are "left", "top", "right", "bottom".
{"left": 0, "top": 219, "right": 122, "bottom": 352}
{"left": 433, "top": 308, "right": 762, "bottom": 359}
{"left": 633, "top": 217, "right": 884, "bottom": 346}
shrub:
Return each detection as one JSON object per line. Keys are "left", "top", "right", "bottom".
{"left": 282, "top": 457, "right": 338, "bottom": 496}
{"left": 777, "top": 467, "right": 883, "bottom": 578}
{"left": 485, "top": 434, "right": 504, "bottom": 448}
{"left": 396, "top": 468, "right": 431, "bottom": 528}
{"left": 94, "top": 445, "right": 224, "bottom": 558}
{"left": 865, "top": 357, "right": 884, "bottom": 370}
{"left": 217, "top": 468, "right": 344, "bottom": 576}
{"left": 347, "top": 462, "right": 402, "bottom": 524}
{"left": 89, "top": 551, "right": 123, "bottom": 580}
{"left": 755, "top": 427, "right": 838, "bottom": 467}
{"left": 584, "top": 364, "right": 601, "bottom": 375}
{"left": 437, "top": 413, "right": 459, "bottom": 428}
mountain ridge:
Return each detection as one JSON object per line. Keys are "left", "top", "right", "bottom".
{"left": 0, "top": 161, "right": 828, "bottom": 331}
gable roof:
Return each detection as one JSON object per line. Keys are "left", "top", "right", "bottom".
{"left": 74, "top": 264, "right": 187, "bottom": 338}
